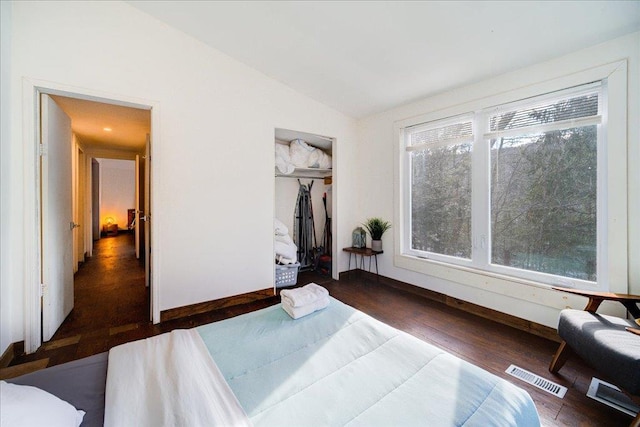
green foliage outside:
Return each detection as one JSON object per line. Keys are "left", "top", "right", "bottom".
{"left": 411, "top": 144, "right": 472, "bottom": 258}
{"left": 410, "top": 95, "right": 598, "bottom": 281}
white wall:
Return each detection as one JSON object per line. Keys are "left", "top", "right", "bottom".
{"left": 356, "top": 32, "right": 640, "bottom": 328}
{"left": 1, "top": 1, "right": 358, "bottom": 354}
{"left": 98, "top": 159, "right": 135, "bottom": 231}
{"left": 0, "top": 1, "right": 13, "bottom": 354}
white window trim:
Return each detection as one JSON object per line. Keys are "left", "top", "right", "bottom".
{"left": 393, "top": 60, "right": 627, "bottom": 297}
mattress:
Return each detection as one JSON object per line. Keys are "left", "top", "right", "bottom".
{"left": 197, "top": 297, "right": 540, "bottom": 426}
{"left": 8, "top": 352, "right": 108, "bottom": 427}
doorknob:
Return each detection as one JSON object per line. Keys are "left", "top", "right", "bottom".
{"left": 70, "top": 222, "right": 80, "bottom": 230}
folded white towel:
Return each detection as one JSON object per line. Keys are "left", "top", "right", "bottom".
{"left": 280, "top": 283, "right": 329, "bottom": 308}
{"left": 282, "top": 296, "right": 330, "bottom": 320}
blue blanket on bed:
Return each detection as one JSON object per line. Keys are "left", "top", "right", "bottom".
{"left": 197, "top": 297, "right": 540, "bottom": 427}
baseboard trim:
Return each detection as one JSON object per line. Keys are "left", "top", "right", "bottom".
{"left": 0, "top": 341, "right": 25, "bottom": 369}
{"left": 340, "top": 270, "right": 560, "bottom": 343}
{"left": 160, "top": 287, "right": 276, "bottom": 322}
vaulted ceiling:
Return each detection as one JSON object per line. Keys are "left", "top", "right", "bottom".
{"left": 53, "top": 2, "right": 639, "bottom": 151}
{"left": 128, "top": 1, "right": 640, "bottom": 118}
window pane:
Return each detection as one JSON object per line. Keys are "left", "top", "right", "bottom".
{"left": 411, "top": 143, "right": 472, "bottom": 258}
{"left": 489, "top": 93, "right": 599, "bottom": 132}
{"left": 490, "top": 125, "right": 597, "bottom": 280}
{"left": 410, "top": 121, "right": 473, "bottom": 146}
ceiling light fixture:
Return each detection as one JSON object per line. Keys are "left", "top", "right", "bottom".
{"left": 103, "top": 127, "right": 112, "bottom": 132}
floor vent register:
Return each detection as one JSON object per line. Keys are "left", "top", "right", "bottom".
{"left": 587, "top": 377, "right": 640, "bottom": 417}
{"left": 505, "top": 364, "right": 567, "bottom": 398}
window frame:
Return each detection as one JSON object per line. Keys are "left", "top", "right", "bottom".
{"left": 394, "top": 61, "right": 627, "bottom": 293}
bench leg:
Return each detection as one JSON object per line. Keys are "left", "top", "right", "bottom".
{"left": 549, "top": 340, "right": 573, "bottom": 374}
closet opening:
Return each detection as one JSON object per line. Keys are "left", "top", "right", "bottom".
{"left": 274, "top": 128, "right": 335, "bottom": 289}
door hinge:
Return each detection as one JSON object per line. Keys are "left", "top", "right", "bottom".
{"left": 38, "top": 144, "right": 48, "bottom": 156}
{"left": 40, "top": 283, "right": 46, "bottom": 297}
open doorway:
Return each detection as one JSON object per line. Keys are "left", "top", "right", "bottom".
{"left": 22, "top": 78, "right": 161, "bottom": 354}
{"left": 51, "top": 95, "right": 151, "bottom": 340}
{"left": 53, "top": 157, "right": 151, "bottom": 338}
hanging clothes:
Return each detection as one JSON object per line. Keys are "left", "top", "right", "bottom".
{"left": 294, "top": 181, "right": 317, "bottom": 269}
{"left": 321, "top": 192, "right": 331, "bottom": 256}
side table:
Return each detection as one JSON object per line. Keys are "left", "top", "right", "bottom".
{"left": 342, "top": 247, "right": 383, "bottom": 279}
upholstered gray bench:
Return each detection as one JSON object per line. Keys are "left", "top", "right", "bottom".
{"left": 549, "top": 287, "right": 640, "bottom": 427}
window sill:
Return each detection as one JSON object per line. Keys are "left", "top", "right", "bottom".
{"left": 394, "top": 253, "right": 624, "bottom": 312}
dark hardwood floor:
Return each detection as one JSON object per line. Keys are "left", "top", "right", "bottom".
{"left": 3, "top": 233, "right": 633, "bottom": 426}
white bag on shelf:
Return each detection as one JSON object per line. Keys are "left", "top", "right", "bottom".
{"left": 275, "top": 143, "right": 294, "bottom": 174}
{"left": 289, "top": 139, "right": 315, "bottom": 168}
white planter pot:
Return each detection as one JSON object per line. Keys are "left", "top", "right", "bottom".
{"left": 371, "top": 239, "right": 382, "bottom": 252}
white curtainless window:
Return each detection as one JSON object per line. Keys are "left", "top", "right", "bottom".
{"left": 402, "top": 81, "right": 605, "bottom": 288}
{"left": 486, "top": 84, "right": 601, "bottom": 282}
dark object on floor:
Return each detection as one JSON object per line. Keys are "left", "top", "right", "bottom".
{"left": 549, "top": 287, "right": 640, "bottom": 427}
{"left": 317, "top": 254, "right": 331, "bottom": 276}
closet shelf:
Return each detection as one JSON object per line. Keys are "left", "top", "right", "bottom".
{"left": 275, "top": 167, "right": 332, "bottom": 179}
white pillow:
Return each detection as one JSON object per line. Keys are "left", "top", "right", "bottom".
{"left": 0, "top": 380, "right": 85, "bottom": 427}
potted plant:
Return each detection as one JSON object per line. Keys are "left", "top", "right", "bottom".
{"left": 362, "top": 217, "right": 391, "bottom": 251}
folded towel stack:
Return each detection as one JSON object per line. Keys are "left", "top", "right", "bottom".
{"left": 280, "top": 283, "right": 330, "bottom": 319}
{"left": 274, "top": 218, "right": 297, "bottom": 265}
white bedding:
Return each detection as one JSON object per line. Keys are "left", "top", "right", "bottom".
{"left": 104, "top": 329, "right": 251, "bottom": 427}
{"left": 197, "top": 298, "right": 541, "bottom": 427}
{"left": 103, "top": 298, "right": 540, "bottom": 426}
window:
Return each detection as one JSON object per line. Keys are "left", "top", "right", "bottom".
{"left": 407, "top": 116, "right": 473, "bottom": 259}
{"left": 402, "top": 82, "right": 604, "bottom": 287}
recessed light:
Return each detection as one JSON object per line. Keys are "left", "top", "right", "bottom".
{"left": 103, "top": 127, "right": 112, "bottom": 132}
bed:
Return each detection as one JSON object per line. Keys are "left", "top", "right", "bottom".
{"left": 5, "top": 296, "right": 541, "bottom": 426}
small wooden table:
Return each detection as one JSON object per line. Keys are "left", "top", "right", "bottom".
{"left": 343, "top": 247, "right": 383, "bottom": 278}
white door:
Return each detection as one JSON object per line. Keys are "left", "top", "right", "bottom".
{"left": 135, "top": 154, "right": 140, "bottom": 259}
{"left": 144, "top": 135, "right": 151, "bottom": 291}
{"left": 41, "top": 94, "right": 74, "bottom": 342}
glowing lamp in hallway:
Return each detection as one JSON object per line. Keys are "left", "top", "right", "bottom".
{"left": 103, "top": 216, "right": 118, "bottom": 236}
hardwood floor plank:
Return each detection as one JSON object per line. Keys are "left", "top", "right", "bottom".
{"left": 42, "top": 335, "right": 81, "bottom": 350}
{"left": 109, "top": 323, "right": 139, "bottom": 336}
{"left": 0, "top": 359, "right": 49, "bottom": 380}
